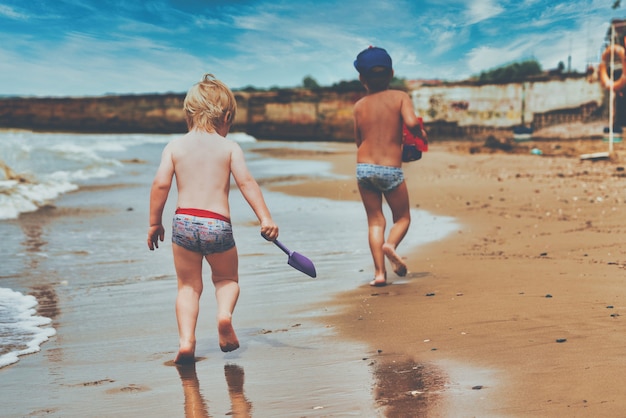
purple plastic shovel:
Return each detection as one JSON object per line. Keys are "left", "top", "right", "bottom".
{"left": 263, "top": 235, "right": 316, "bottom": 278}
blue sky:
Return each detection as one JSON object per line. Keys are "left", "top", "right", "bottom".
{"left": 0, "top": 0, "right": 623, "bottom": 97}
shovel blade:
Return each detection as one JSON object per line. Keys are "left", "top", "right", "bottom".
{"left": 287, "top": 251, "right": 317, "bottom": 278}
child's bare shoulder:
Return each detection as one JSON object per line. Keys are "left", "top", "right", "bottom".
{"left": 160, "top": 134, "right": 181, "bottom": 152}
{"left": 354, "top": 94, "right": 368, "bottom": 108}
{"left": 169, "top": 132, "right": 192, "bottom": 145}
{"left": 386, "top": 89, "right": 410, "bottom": 100}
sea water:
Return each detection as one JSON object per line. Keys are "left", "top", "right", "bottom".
{"left": 0, "top": 131, "right": 180, "bottom": 368}
{"left": 0, "top": 130, "right": 457, "bottom": 415}
{"left": 0, "top": 287, "right": 56, "bottom": 368}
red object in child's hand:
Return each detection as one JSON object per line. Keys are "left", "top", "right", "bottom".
{"left": 402, "top": 117, "right": 428, "bottom": 162}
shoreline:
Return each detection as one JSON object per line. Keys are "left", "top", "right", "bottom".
{"left": 2, "top": 136, "right": 387, "bottom": 417}
{"left": 267, "top": 138, "right": 626, "bottom": 416}
{"left": 4, "top": 133, "right": 626, "bottom": 416}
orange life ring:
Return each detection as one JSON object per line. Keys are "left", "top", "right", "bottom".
{"left": 599, "top": 45, "right": 626, "bottom": 91}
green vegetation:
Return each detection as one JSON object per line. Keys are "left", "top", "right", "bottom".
{"left": 478, "top": 60, "right": 542, "bottom": 83}
{"left": 235, "top": 74, "right": 408, "bottom": 94}
{"left": 477, "top": 59, "right": 543, "bottom": 83}
{"left": 234, "top": 56, "right": 594, "bottom": 93}
{"left": 299, "top": 74, "right": 409, "bottom": 93}
{"left": 389, "top": 76, "right": 409, "bottom": 90}
{"left": 327, "top": 79, "right": 365, "bottom": 93}
{"left": 239, "top": 85, "right": 261, "bottom": 92}
{"left": 302, "top": 75, "right": 320, "bottom": 89}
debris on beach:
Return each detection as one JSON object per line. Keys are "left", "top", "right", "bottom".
{"left": 580, "top": 151, "right": 610, "bottom": 161}
{"left": 0, "top": 159, "right": 32, "bottom": 183}
{"left": 409, "top": 390, "right": 425, "bottom": 396}
{"left": 484, "top": 135, "right": 514, "bottom": 151}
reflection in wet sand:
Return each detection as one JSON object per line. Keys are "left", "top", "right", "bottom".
{"left": 224, "top": 364, "right": 252, "bottom": 417}
{"left": 176, "top": 363, "right": 211, "bottom": 417}
{"left": 373, "top": 357, "right": 446, "bottom": 416}
{"left": 175, "top": 363, "right": 252, "bottom": 418}
{"left": 17, "top": 208, "right": 59, "bottom": 320}
{"left": 17, "top": 207, "right": 52, "bottom": 269}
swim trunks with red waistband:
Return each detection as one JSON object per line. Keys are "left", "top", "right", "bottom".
{"left": 172, "top": 208, "right": 235, "bottom": 254}
{"left": 175, "top": 208, "right": 231, "bottom": 223}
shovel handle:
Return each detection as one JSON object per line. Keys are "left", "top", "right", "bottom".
{"left": 273, "top": 239, "right": 291, "bottom": 255}
{"left": 261, "top": 233, "right": 291, "bottom": 255}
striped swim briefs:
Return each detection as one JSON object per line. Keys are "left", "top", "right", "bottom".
{"left": 356, "top": 163, "right": 405, "bottom": 192}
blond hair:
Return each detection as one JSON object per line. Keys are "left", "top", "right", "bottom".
{"left": 183, "top": 74, "right": 237, "bottom": 132}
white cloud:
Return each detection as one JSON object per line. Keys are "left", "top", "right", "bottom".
{"left": 0, "top": 4, "right": 28, "bottom": 20}
{"left": 0, "top": 0, "right": 620, "bottom": 95}
{"left": 464, "top": 0, "right": 505, "bottom": 25}
{"left": 0, "top": 30, "right": 210, "bottom": 96}
{"left": 466, "top": 44, "right": 526, "bottom": 74}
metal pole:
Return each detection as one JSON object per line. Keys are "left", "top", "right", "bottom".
{"left": 610, "top": 23, "right": 615, "bottom": 154}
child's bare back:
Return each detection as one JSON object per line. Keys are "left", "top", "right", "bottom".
{"left": 353, "top": 89, "right": 416, "bottom": 167}
{"left": 165, "top": 130, "right": 237, "bottom": 218}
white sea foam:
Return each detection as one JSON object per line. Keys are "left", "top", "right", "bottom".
{"left": 0, "top": 132, "right": 136, "bottom": 220}
{"left": 46, "top": 167, "right": 116, "bottom": 182}
{"left": 0, "top": 131, "right": 259, "bottom": 220}
{"left": 0, "top": 177, "right": 80, "bottom": 220}
{"left": 229, "top": 132, "right": 257, "bottom": 143}
{"left": 0, "top": 287, "right": 56, "bottom": 369}
{"left": 48, "top": 142, "right": 123, "bottom": 167}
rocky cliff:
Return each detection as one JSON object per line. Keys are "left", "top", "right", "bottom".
{"left": 0, "top": 94, "right": 188, "bottom": 134}
{"left": 0, "top": 75, "right": 609, "bottom": 142}
{"left": 0, "top": 90, "right": 363, "bottom": 142}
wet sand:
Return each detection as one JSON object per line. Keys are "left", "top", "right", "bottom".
{"left": 2, "top": 138, "right": 385, "bottom": 418}
{"left": 4, "top": 131, "right": 626, "bottom": 417}
{"left": 269, "top": 134, "right": 626, "bottom": 416}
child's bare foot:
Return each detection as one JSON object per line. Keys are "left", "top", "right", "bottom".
{"left": 383, "top": 243, "right": 407, "bottom": 276}
{"left": 369, "top": 276, "right": 387, "bottom": 287}
{"left": 218, "top": 315, "right": 240, "bottom": 352}
{"left": 174, "top": 341, "right": 196, "bottom": 364}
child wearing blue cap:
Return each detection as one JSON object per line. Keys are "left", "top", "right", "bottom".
{"left": 353, "top": 46, "right": 425, "bottom": 286}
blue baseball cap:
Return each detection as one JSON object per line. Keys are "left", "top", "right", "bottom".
{"left": 354, "top": 46, "right": 392, "bottom": 75}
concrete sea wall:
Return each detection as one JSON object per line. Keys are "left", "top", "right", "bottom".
{"left": 414, "top": 76, "right": 605, "bottom": 137}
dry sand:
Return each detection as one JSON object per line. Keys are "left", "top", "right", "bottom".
{"left": 268, "top": 132, "right": 626, "bottom": 417}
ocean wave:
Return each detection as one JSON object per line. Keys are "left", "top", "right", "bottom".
{"left": 0, "top": 178, "right": 79, "bottom": 220}
{"left": 48, "top": 142, "right": 123, "bottom": 166}
{"left": 0, "top": 131, "right": 258, "bottom": 220}
{"left": 229, "top": 132, "right": 257, "bottom": 143}
{"left": 0, "top": 132, "right": 130, "bottom": 220}
{"left": 0, "top": 287, "right": 56, "bottom": 369}
{"left": 46, "top": 167, "right": 116, "bottom": 183}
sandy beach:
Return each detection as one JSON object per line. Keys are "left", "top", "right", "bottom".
{"left": 268, "top": 131, "right": 626, "bottom": 417}
{"left": 2, "top": 133, "right": 392, "bottom": 418}
{"left": 3, "top": 129, "right": 626, "bottom": 417}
